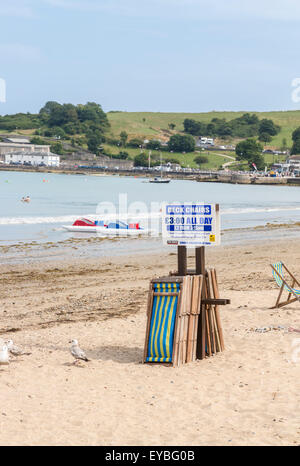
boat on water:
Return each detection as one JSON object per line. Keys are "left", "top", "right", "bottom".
{"left": 149, "top": 177, "right": 171, "bottom": 184}
{"left": 149, "top": 151, "right": 171, "bottom": 183}
{"left": 63, "top": 218, "right": 152, "bottom": 236}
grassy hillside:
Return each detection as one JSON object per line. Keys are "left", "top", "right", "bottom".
{"left": 107, "top": 110, "right": 300, "bottom": 148}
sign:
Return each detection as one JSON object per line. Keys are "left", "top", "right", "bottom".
{"left": 162, "top": 202, "right": 220, "bottom": 247}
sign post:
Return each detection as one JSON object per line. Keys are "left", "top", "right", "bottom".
{"left": 162, "top": 202, "right": 221, "bottom": 359}
{"left": 143, "top": 203, "right": 230, "bottom": 366}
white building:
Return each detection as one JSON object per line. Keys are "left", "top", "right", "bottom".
{"left": 0, "top": 142, "right": 50, "bottom": 156}
{"left": 5, "top": 151, "right": 60, "bottom": 167}
{"left": 196, "top": 137, "right": 214, "bottom": 147}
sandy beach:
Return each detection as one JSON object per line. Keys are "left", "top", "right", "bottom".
{"left": 0, "top": 238, "right": 299, "bottom": 446}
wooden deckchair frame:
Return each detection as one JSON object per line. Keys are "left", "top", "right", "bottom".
{"left": 270, "top": 262, "right": 300, "bottom": 309}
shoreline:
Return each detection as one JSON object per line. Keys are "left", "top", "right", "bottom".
{"left": 1, "top": 222, "right": 300, "bottom": 265}
{"left": 1, "top": 166, "right": 300, "bottom": 186}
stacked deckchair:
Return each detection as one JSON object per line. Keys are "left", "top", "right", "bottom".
{"left": 143, "top": 269, "right": 228, "bottom": 367}
{"left": 270, "top": 262, "right": 300, "bottom": 309}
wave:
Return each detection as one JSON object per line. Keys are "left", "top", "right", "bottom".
{"left": 1, "top": 205, "right": 300, "bottom": 225}
{"left": 222, "top": 206, "right": 300, "bottom": 215}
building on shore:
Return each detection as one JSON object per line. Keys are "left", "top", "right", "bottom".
{"left": 1, "top": 137, "right": 31, "bottom": 144}
{"left": 0, "top": 142, "right": 50, "bottom": 156}
{"left": 5, "top": 151, "right": 60, "bottom": 167}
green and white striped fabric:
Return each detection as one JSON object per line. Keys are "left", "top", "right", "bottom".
{"left": 272, "top": 262, "right": 300, "bottom": 296}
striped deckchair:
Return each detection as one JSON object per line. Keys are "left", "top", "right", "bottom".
{"left": 270, "top": 262, "right": 300, "bottom": 308}
{"left": 145, "top": 282, "right": 180, "bottom": 363}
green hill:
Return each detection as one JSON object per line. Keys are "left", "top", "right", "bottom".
{"left": 107, "top": 110, "right": 300, "bottom": 148}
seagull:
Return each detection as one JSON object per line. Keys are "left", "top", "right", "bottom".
{"left": 0, "top": 345, "right": 10, "bottom": 365}
{"left": 69, "top": 339, "right": 90, "bottom": 364}
{"left": 5, "top": 339, "right": 31, "bottom": 357}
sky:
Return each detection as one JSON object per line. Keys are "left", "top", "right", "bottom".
{"left": 1, "top": 0, "right": 300, "bottom": 114}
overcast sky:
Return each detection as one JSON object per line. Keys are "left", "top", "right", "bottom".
{"left": 1, "top": 0, "right": 300, "bottom": 114}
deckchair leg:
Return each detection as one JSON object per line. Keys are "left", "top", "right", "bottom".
{"left": 273, "top": 297, "right": 299, "bottom": 309}
{"left": 273, "top": 283, "right": 285, "bottom": 309}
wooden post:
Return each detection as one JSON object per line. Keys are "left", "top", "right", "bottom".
{"left": 178, "top": 246, "right": 187, "bottom": 276}
{"left": 196, "top": 247, "right": 205, "bottom": 276}
{"left": 196, "top": 246, "right": 206, "bottom": 360}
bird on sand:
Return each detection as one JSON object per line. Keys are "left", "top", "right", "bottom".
{"left": 0, "top": 345, "right": 10, "bottom": 365}
{"left": 5, "top": 339, "right": 31, "bottom": 357}
{"left": 69, "top": 339, "right": 90, "bottom": 364}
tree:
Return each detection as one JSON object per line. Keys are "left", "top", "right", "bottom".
{"left": 134, "top": 152, "right": 148, "bottom": 167}
{"left": 281, "top": 138, "right": 288, "bottom": 151}
{"left": 87, "top": 133, "right": 103, "bottom": 154}
{"left": 259, "top": 119, "right": 280, "bottom": 137}
{"left": 194, "top": 155, "right": 209, "bottom": 165}
{"left": 50, "top": 141, "right": 64, "bottom": 155}
{"left": 118, "top": 151, "right": 129, "bottom": 159}
{"left": 291, "top": 126, "right": 300, "bottom": 154}
{"left": 120, "top": 131, "right": 128, "bottom": 147}
{"left": 168, "top": 123, "right": 176, "bottom": 130}
{"left": 168, "top": 134, "right": 195, "bottom": 153}
{"left": 292, "top": 127, "right": 300, "bottom": 141}
{"left": 30, "top": 136, "right": 48, "bottom": 145}
{"left": 258, "top": 132, "right": 272, "bottom": 143}
{"left": 235, "top": 138, "right": 264, "bottom": 170}
{"left": 128, "top": 138, "right": 144, "bottom": 148}
{"left": 147, "top": 139, "right": 161, "bottom": 150}
{"left": 291, "top": 138, "right": 300, "bottom": 155}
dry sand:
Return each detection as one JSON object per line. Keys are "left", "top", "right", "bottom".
{"left": 0, "top": 239, "right": 299, "bottom": 446}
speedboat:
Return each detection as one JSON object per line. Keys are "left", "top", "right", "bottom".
{"left": 63, "top": 218, "right": 152, "bottom": 236}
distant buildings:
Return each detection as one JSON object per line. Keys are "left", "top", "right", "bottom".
{"left": 196, "top": 137, "right": 214, "bottom": 147}
{"left": 5, "top": 151, "right": 60, "bottom": 167}
{"left": 0, "top": 142, "right": 50, "bottom": 156}
{"left": 1, "top": 137, "right": 30, "bottom": 144}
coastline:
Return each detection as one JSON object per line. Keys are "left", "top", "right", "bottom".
{"left": 1, "top": 165, "right": 300, "bottom": 186}
{"left": 0, "top": 236, "right": 299, "bottom": 445}
{"left": 1, "top": 222, "right": 300, "bottom": 264}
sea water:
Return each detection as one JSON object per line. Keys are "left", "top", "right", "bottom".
{"left": 0, "top": 170, "right": 300, "bottom": 245}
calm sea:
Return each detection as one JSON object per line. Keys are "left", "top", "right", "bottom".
{"left": 0, "top": 171, "right": 300, "bottom": 245}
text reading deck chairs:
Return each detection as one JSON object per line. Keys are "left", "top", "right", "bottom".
{"left": 271, "top": 262, "right": 300, "bottom": 309}
{"left": 143, "top": 270, "right": 227, "bottom": 367}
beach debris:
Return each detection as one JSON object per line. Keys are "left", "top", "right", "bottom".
{"left": 248, "top": 325, "right": 300, "bottom": 334}
{"left": 0, "top": 345, "right": 10, "bottom": 365}
{"left": 5, "top": 339, "right": 31, "bottom": 356}
{"left": 287, "top": 327, "right": 300, "bottom": 333}
{"left": 248, "top": 325, "right": 286, "bottom": 333}
{"left": 69, "top": 339, "right": 90, "bottom": 364}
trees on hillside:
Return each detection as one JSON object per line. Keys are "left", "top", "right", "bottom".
{"left": 183, "top": 113, "right": 280, "bottom": 140}
{"left": 134, "top": 153, "right": 149, "bottom": 167}
{"left": 168, "top": 134, "right": 195, "bottom": 152}
{"left": 235, "top": 138, "right": 264, "bottom": 170}
{"left": 120, "top": 131, "right": 128, "bottom": 147}
{"left": 291, "top": 127, "right": 300, "bottom": 154}
{"left": 39, "top": 101, "right": 110, "bottom": 138}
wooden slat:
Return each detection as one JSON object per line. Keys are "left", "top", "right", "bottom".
{"left": 206, "top": 272, "right": 216, "bottom": 355}
{"left": 193, "top": 276, "right": 203, "bottom": 361}
{"left": 172, "top": 289, "right": 182, "bottom": 367}
{"left": 186, "top": 276, "right": 198, "bottom": 362}
{"left": 152, "top": 277, "right": 183, "bottom": 284}
{"left": 211, "top": 269, "right": 225, "bottom": 351}
{"left": 202, "top": 298, "right": 230, "bottom": 306}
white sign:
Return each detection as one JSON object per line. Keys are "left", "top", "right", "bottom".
{"left": 162, "top": 202, "right": 220, "bottom": 247}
